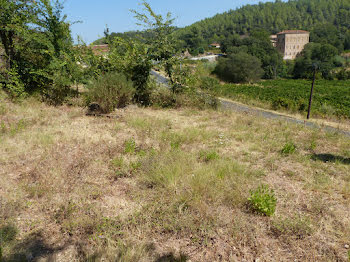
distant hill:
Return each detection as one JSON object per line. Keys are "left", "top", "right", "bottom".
{"left": 176, "top": 0, "right": 350, "bottom": 52}
{"left": 92, "top": 0, "right": 350, "bottom": 53}
{"left": 92, "top": 31, "right": 150, "bottom": 45}
{"left": 92, "top": 27, "right": 179, "bottom": 45}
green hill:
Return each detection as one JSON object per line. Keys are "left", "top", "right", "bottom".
{"left": 176, "top": 0, "right": 350, "bottom": 52}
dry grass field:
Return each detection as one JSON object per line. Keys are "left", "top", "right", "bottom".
{"left": 0, "top": 91, "right": 350, "bottom": 261}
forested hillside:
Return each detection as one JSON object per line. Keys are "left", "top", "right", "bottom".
{"left": 176, "top": 0, "right": 350, "bottom": 53}
{"left": 92, "top": 30, "right": 158, "bottom": 45}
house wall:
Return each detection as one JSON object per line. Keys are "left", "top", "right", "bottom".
{"left": 277, "top": 33, "right": 309, "bottom": 60}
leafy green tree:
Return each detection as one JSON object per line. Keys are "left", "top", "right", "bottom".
{"left": 131, "top": 0, "right": 182, "bottom": 93}
{"left": 0, "top": 0, "right": 36, "bottom": 96}
{"left": 215, "top": 52, "right": 264, "bottom": 83}
{"left": 0, "top": 0, "right": 77, "bottom": 103}
{"left": 222, "top": 31, "right": 283, "bottom": 79}
{"left": 344, "top": 30, "right": 350, "bottom": 51}
{"left": 293, "top": 43, "right": 339, "bottom": 79}
{"left": 310, "top": 23, "right": 343, "bottom": 53}
{"left": 108, "top": 37, "right": 152, "bottom": 105}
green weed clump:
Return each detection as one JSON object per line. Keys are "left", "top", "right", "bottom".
{"left": 199, "top": 150, "right": 220, "bottom": 162}
{"left": 124, "top": 139, "right": 137, "bottom": 154}
{"left": 248, "top": 185, "right": 277, "bottom": 216}
{"left": 281, "top": 142, "right": 296, "bottom": 155}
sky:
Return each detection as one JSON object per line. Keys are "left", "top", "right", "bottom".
{"left": 63, "top": 0, "right": 276, "bottom": 44}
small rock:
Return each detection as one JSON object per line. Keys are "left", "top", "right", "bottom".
{"left": 345, "top": 244, "right": 349, "bottom": 249}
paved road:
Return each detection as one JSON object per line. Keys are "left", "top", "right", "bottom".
{"left": 151, "top": 70, "right": 169, "bottom": 86}
{"left": 189, "top": 54, "right": 222, "bottom": 62}
{"left": 150, "top": 70, "right": 350, "bottom": 138}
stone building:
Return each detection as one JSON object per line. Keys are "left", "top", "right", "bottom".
{"left": 276, "top": 30, "right": 309, "bottom": 60}
{"left": 270, "top": 35, "right": 277, "bottom": 47}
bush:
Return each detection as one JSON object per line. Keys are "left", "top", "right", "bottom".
{"left": 151, "top": 87, "right": 218, "bottom": 110}
{"left": 5, "top": 67, "right": 26, "bottom": 100}
{"left": 215, "top": 52, "right": 264, "bottom": 83}
{"left": 175, "top": 90, "right": 218, "bottom": 110}
{"left": 42, "top": 72, "right": 75, "bottom": 106}
{"left": 85, "top": 72, "right": 135, "bottom": 113}
{"left": 272, "top": 97, "right": 294, "bottom": 110}
{"left": 199, "top": 77, "right": 220, "bottom": 90}
{"left": 336, "top": 69, "right": 350, "bottom": 80}
{"left": 150, "top": 88, "right": 176, "bottom": 108}
{"left": 248, "top": 185, "right": 277, "bottom": 216}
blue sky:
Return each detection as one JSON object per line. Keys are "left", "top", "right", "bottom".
{"left": 64, "top": 0, "right": 276, "bottom": 44}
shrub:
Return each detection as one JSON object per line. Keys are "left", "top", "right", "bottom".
{"left": 272, "top": 97, "right": 294, "bottom": 110}
{"left": 151, "top": 88, "right": 218, "bottom": 110}
{"left": 150, "top": 88, "right": 176, "bottom": 108}
{"left": 248, "top": 185, "right": 277, "bottom": 216}
{"left": 85, "top": 72, "right": 135, "bottom": 113}
{"left": 199, "top": 76, "right": 220, "bottom": 90}
{"left": 5, "top": 67, "right": 26, "bottom": 100}
{"left": 175, "top": 90, "right": 218, "bottom": 110}
{"left": 42, "top": 73, "right": 74, "bottom": 106}
{"left": 281, "top": 142, "right": 297, "bottom": 155}
{"left": 214, "top": 52, "right": 264, "bottom": 83}
{"left": 336, "top": 69, "right": 350, "bottom": 80}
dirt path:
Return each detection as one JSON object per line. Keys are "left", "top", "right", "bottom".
{"left": 151, "top": 69, "right": 350, "bottom": 138}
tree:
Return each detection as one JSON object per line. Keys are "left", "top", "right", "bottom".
{"left": 0, "top": 0, "right": 76, "bottom": 102}
{"left": 222, "top": 30, "right": 283, "bottom": 79}
{"left": 0, "top": 0, "right": 36, "bottom": 96}
{"left": 310, "top": 23, "right": 343, "bottom": 52}
{"left": 215, "top": 52, "right": 264, "bottom": 83}
{"left": 293, "top": 42, "right": 338, "bottom": 79}
{"left": 131, "top": 1, "right": 182, "bottom": 93}
{"left": 344, "top": 30, "right": 350, "bottom": 51}
{"left": 108, "top": 37, "right": 152, "bottom": 105}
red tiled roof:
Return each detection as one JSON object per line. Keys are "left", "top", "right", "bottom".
{"left": 90, "top": 44, "right": 109, "bottom": 55}
{"left": 277, "top": 30, "right": 309, "bottom": 35}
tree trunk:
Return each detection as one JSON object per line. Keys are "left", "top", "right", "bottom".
{"left": 0, "top": 30, "right": 16, "bottom": 73}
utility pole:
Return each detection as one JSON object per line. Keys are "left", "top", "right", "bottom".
{"left": 307, "top": 64, "right": 318, "bottom": 120}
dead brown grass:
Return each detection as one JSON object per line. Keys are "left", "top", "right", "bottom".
{"left": 0, "top": 91, "right": 349, "bottom": 261}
